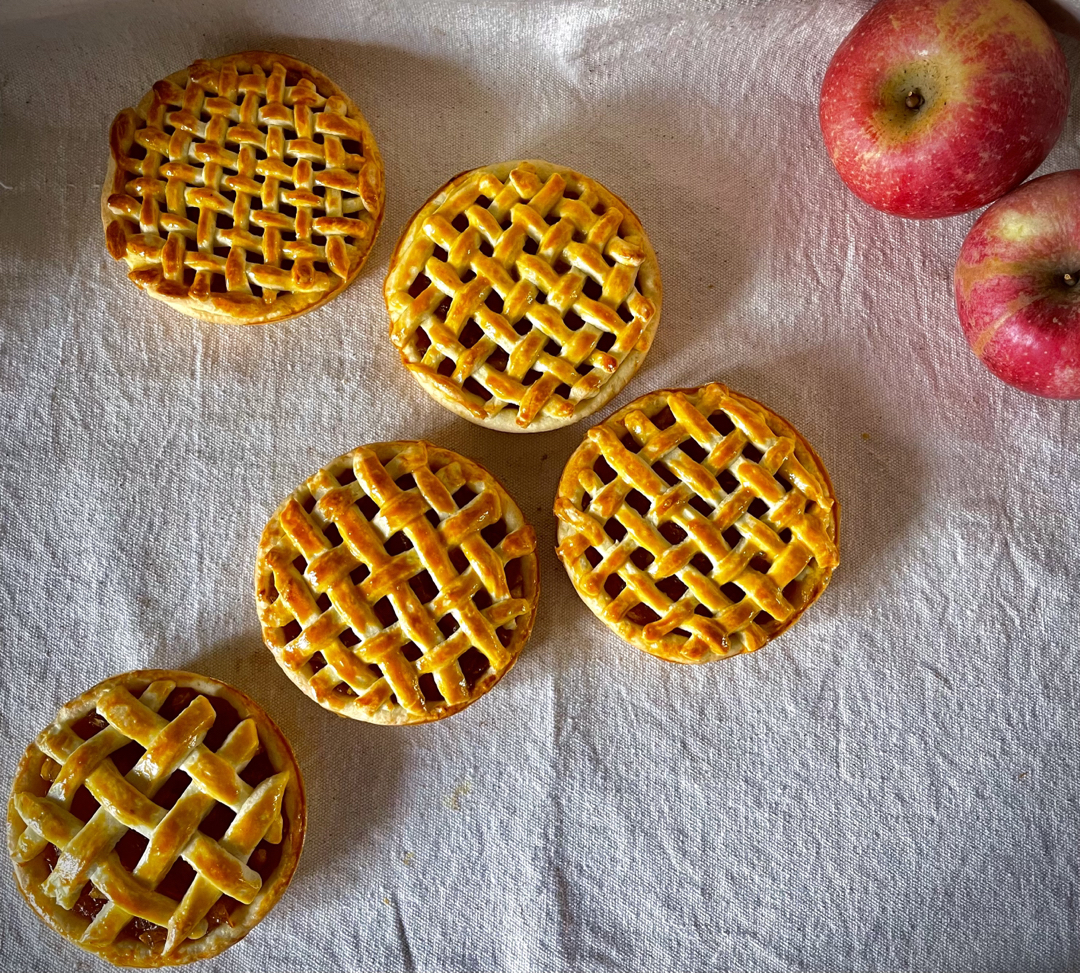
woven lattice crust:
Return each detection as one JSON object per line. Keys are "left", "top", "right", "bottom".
{"left": 7, "top": 670, "right": 305, "bottom": 967}
{"left": 256, "top": 441, "right": 540, "bottom": 724}
{"left": 384, "top": 160, "right": 662, "bottom": 432}
{"left": 555, "top": 383, "right": 839, "bottom": 663}
{"left": 102, "top": 51, "right": 384, "bottom": 324}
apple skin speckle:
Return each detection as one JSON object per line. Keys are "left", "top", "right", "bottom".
{"left": 819, "top": 0, "right": 1069, "bottom": 220}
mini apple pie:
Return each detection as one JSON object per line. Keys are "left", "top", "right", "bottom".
{"left": 384, "top": 160, "right": 662, "bottom": 431}
{"left": 102, "top": 51, "right": 384, "bottom": 324}
{"left": 7, "top": 669, "right": 305, "bottom": 967}
{"left": 555, "top": 383, "right": 839, "bottom": 663}
{"left": 256, "top": 441, "right": 540, "bottom": 724}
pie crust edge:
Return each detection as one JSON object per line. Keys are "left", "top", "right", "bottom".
{"left": 6, "top": 668, "right": 307, "bottom": 967}
{"left": 555, "top": 382, "right": 840, "bottom": 664}
{"left": 101, "top": 50, "right": 385, "bottom": 326}
{"left": 254, "top": 440, "right": 541, "bottom": 725}
{"left": 384, "top": 159, "right": 662, "bottom": 433}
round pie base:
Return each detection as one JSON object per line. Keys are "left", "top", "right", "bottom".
{"left": 384, "top": 160, "right": 662, "bottom": 432}
{"left": 255, "top": 441, "right": 540, "bottom": 725}
{"left": 102, "top": 51, "right": 385, "bottom": 325}
{"left": 7, "top": 669, "right": 306, "bottom": 967}
{"left": 554, "top": 383, "right": 840, "bottom": 664}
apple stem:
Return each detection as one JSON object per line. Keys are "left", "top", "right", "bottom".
{"left": 905, "top": 89, "right": 924, "bottom": 109}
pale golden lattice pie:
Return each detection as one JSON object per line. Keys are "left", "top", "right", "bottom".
{"left": 256, "top": 441, "right": 540, "bottom": 724}
{"left": 7, "top": 670, "right": 305, "bottom": 967}
{"left": 555, "top": 383, "right": 839, "bottom": 663}
{"left": 102, "top": 51, "right": 384, "bottom": 324}
{"left": 384, "top": 160, "right": 662, "bottom": 432}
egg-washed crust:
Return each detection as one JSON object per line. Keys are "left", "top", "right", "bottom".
{"left": 555, "top": 383, "right": 839, "bottom": 663}
{"left": 102, "top": 51, "right": 384, "bottom": 325}
{"left": 256, "top": 441, "right": 540, "bottom": 724}
{"left": 7, "top": 669, "right": 305, "bottom": 967}
{"left": 384, "top": 160, "right": 661, "bottom": 431}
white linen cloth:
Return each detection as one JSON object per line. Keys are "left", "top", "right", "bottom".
{"left": 1, "top": 1, "right": 1079, "bottom": 970}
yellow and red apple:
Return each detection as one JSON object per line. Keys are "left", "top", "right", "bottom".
{"left": 820, "top": 0, "right": 1069, "bottom": 219}
{"left": 955, "top": 170, "right": 1080, "bottom": 399}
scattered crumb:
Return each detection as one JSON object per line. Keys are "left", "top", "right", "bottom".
{"left": 861, "top": 432, "right": 870, "bottom": 441}
{"left": 403, "top": 851, "right": 415, "bottom": 866}
{"left": 383, "top": 896, "right": 390, "bottom": 905}
{"left": 707, "top": 284, "right": 714, "bottom": 289}
{"left": 443, "top": 779, "right": 472, "bottom": 810}
{"left": 1017, "top": 772, "right": 1029, "bottom": 781}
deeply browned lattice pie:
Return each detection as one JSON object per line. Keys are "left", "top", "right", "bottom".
{"left": 256, "top": 441, "right": 540, "bottom": 724}
{"left": 384, "top": 160, "right": 661, "bottom": 431}
{"left": 102, "top": 51, "right": 384, "bottom": 324}
{"left": 555, "top": 383, "right": 839, "bottom": 663}
{"left": 7, "top": 670, "right": 305, "bottom": 967}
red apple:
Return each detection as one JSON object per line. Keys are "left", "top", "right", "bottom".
{"left": 820, "top": 0, "right": 1069, "bottom": 219}
{"left": 954, "top": 170, "right": 1080, "bottom": 398}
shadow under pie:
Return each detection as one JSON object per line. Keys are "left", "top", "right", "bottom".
{"left": 719, "top": 345, "right": 925, "bottom": 605}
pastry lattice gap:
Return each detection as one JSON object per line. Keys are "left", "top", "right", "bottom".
{"left": 114, "top": 62, "right": 372, "bottom": 300}
{"left": 266, "top": 464, "right": 528, "bottom": 706}
{"left": 404, "top": 182, "right": 641, "bottom": 413}
{"left": 581, "top": 404, "right": 815, "bottom": 637}
{"left": 33, "top": 687, "right": 282, "bottom": 950}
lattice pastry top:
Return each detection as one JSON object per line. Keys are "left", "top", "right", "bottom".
{"left": 555, "top": 383, "right": 839, "bottom": 663}
{"left": 384, "top": 160, "right": 662, "bottom": 432}
{"left": 102, "top": 51, "right": 384, "bottom": 325}
{"left": 256, "top": 441, "right": 540, "bottom": 724}
{"left": 7, "top": 670, "right": 305, "bottom": 967}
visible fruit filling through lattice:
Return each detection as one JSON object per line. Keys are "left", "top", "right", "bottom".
{"left": 578, "top": 406, "right": 822, "bottom": 642}
{"left": 145, "top": 105, "right": 346, "bottom": 296}
{"left": 397, "top": 176, "right": 646, "bottom": 418}
{"left": 111, "top": 61, "right": 376, "bottom": 305}
{"left": 35, "top": 688, "right": 283, "bottom": 951}
{"left": 268, "top": 466, "right": 529, "bottom": 705}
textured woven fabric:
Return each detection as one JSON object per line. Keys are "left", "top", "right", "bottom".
{"left": 1, "top": 1, "right": 1079, "bottom": 970}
